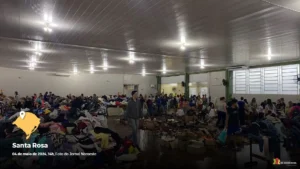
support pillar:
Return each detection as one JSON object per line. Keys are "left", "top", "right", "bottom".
{"left": 156, "top": 76, "right": 161, "bottom": 95}
{"left": 184, "top": 73, "right": 189, "bottom": 98}
{"left": 226, "top": 70, "right": 233, "bottom": 100}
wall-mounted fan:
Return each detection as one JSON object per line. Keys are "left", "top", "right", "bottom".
{"left": 297, "top": 74, "right": 300, "bottom": 84}
{"left": 181, "top": 81, "right": 185, "bottom": 87}
{"left": 222, "top": 79, "right": 228, "bottom": 86}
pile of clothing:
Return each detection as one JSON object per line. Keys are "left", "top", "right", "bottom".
{"left": 99, "top": 96, "right": 128, "bottom": 107}
{"left": 0, "top": 96, "right": 129, "bottom": 169}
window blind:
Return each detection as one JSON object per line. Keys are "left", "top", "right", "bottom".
{"left": 233, "top": 64, "right": 299, "bottom": 95}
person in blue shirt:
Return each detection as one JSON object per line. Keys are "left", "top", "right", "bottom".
{"left": 43, "top": 92, "right": 48, "bottom": 102}
{"left": 161, "top": 96, "right": 168, "bottom": 114}
{"left": 237, "top": 97, "right": 246, "bottom": 125}
{"left": 155, "top": 96, "right": 162, "bottom": 115}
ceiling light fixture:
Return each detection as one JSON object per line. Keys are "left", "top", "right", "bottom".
{"left": 267, "top": 47, "right": 272, "bottom": 60}
{"left": 43, "top": 13, "right": 54, "bottom": 33}
{"left": 29, "top": 63, "right": 35, "bottom": 70}
{"left": 73, "top": 68, "right": 78, "bottom": 74}
{"left": 103, "top": 60, "right": 108, "bottom": 71}
{"left": 200, "top": 59, "right": 205, "bottom": 69}
{"left": 28, "top": 55, "right": 38, "bottom": 70}
{"left": 162, "top": 66, "right": 167, "bottom": 74}
{"left": 90, "top": 66, "right": 94, "bottom": 74}
{"left": 129, "top": 52, "right": 135, "bottom": 64}
{"left": 142, "top": 69, "right": 146, "bottom": 76}
{"left": 180, "top": 36, "right": 186, "bottom": 51}
{"left": 35, "top": 42, "right": 42, "bottom": 51}
{"left": 180, "top": 45, "right": 186, "bottom": 51}
{"left": 31, "top": 57, "right": 37, "bottom": 63}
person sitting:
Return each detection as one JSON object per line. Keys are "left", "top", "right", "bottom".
{"left": 289, "top": 103, "right": 300, "bottom": 119}
{"left": 265, "top": 99, "right": 276, "bottom": 115}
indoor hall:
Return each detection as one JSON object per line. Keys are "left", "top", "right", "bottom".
{"left": 0, "top": 0, "right": 300, "bottom": 169}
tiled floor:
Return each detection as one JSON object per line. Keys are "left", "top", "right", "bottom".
{"left": 107, "top": 116, "right": 300, "bottom": 169}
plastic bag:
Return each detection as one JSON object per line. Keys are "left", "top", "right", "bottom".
{"left": 217, "top": 129, "right": 227, "bottom": 144}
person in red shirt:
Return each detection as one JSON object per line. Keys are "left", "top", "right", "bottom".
{"left": 289, "top": 103, "right": 300, "bottom": 119}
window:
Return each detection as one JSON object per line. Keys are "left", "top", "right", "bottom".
{"left": 233, "top": 64, "right": 300, "bottom": 95}
{"left": 281, "top": 65, "right": 299, "bottom": 94}
{"left": 249, "top": 68, "right": 262, "bottom": 94}
{"left": 233, "top": 70, "right": 247, "bottom": 94}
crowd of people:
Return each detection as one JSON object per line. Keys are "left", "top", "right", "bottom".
{"left": 1, "top": 89, "right": 300, "bottom": 167}
{"left": 129, "top": 93, "right": 300, "bottom": 150}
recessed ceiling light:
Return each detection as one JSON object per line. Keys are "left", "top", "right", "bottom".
{"left": 200, "top": 59, "right": 205, "bottom": 69}
{"left": 90, "top": 66, "right": 94, "bottom": 74}
{"left": 129, "top": 52, "right": 135, "bottom": 64}
{"left": 142, "top": 69, "right": 146, "bottom": 76}
{"left": 31, "top": 57, "right": 37, "bottom": 63}
{"left": 43, "top": 13, "right": 54, "bottom": 33}
{"left": 162, "top": 66, "right": 167, "bottom": 74}
{"left": 267, "top": 47, "right": 272, "bottom": 60}
{"left": 180, "top": 45, "right": 186, "bottom": 51}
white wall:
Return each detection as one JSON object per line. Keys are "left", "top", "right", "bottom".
{"left": 233, "top": 94, "right": 300, "bottom": 104}
{"left": 190, "top": 73, "right": 208, "bottom": 83}
{"left": 123, "top": 74, "right": 157, "bottom": 95}
{"left": 0, "top": 67, "right": 157, "bottom": 97}
{"left": 209, "top": 71, "right": 226, "bottom": 100}
{"left": 161, "top": 75, "right": 185, "bottom": 84}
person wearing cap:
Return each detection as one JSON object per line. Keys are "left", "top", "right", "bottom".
{"left": 126, "top": 90, "right": 143, "bottom": 147}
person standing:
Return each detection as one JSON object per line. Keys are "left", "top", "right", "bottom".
{"left": 161, "top": 95, "right": 167, "bottom": 114}
{"left": 146, "top": 96, "right": 154, "bottom": 117}
{"left": 238, "top": 97, "right": 246, "bottom": 125}
{"left": 126, "top": 91, "right": 142, "bottom": 147}
{"left": 43, "top": 92, "right": 48, "bottom": 102}
{"left": 155, "top": 96, "right": 162, "bottom": 115}
{"left": 216, "top": 97, "right": 227, "bottom": 128}
{"left": 225, "top": 99, "right": 240, "bottom": 150}
{"left": 14, "top": 91, "right": 19, "bottom": 104}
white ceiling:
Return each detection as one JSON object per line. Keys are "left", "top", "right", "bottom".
{"left": 0, "top": 0, "right": 300, "bottom": 76}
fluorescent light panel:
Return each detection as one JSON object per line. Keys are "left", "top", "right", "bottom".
{"left": 90, "top": 66, "right": 94, "bottom": 74}
{"left": 268, "top": 47, "right": 271, "bottom": 60}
